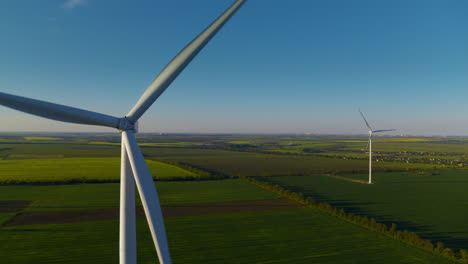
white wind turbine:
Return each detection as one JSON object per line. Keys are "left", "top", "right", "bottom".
{"left": 359, "top": 110, "right": 395, "bottom": 184}
{"left": 0, "top": 1, "right": 246, "bottom": 263}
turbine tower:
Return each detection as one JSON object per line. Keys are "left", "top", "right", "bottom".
{"left": 0, "top": 1, "right": 246, "bottom": 263}
{"left": 359, "top": 110, "right": 395, "bottom": 184}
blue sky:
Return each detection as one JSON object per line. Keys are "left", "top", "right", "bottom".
{"left": 1, "top": 0, "right": 467, "bottom": 135}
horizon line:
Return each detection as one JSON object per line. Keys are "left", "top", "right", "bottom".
{"left": 0, "top": 131, "right": 466, "bottom": 138}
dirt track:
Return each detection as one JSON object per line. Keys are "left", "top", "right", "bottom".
{"left": 4, "top": 198, "right": 304, "bottom": 226}
{"left": 324, "top": 174, "right": 369, "bottom": 184}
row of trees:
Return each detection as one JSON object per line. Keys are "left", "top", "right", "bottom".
{"left": 240, "top": 176, "right": 468, "bottom": 263}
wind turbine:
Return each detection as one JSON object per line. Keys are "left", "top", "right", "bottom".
{"left": 0, "top": 1, "right": 246, "bottom": 263}
{"left": 359, "top": 110, "right": 395, "bottom": 184}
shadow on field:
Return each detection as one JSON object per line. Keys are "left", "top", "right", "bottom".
{"left": 425, "top": 232, "right": 468, "bottom": 251}
{"left": 299, "top": 195, "right": 437, "bottom": 236}
{"left": 317, "top": 197, "right": 468, "bottom": 251}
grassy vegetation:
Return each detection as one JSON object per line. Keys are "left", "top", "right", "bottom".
{"left": 152, "top": 151, "right": 369, "bottom": 176}
{"left": 145, "top": 147, "right": 440, "bottom": 177}
{"left": 167, "top": 210, "right": 454, "bottom": 264}
{"left": 242, "top": 176, "right": 464, "bottom": 262}
{"left": 0, "top": 181, "right": 456, "bottom": 264}
{"left": 0, "top": 157, "right": 199, "bottom": 183}
{"left": 0, "top": 143, "right": 120, "bottom": 157}
{"left": 0, "top": 179, "right": 281, "bottom": 263}
{"left": 24, "top": 136, "right": 64, "bottom": 141}
{"left": 262, "top": 170, "right": 468, "bottom": 251}
{"left": 4, "top": 154, "right": 64, "bottom": 160}
{"left": 3, "top": 134, "right": 468, "bottom": 263}
{"left": 1, "top": 135, "right": 465, "bottom": 176}
{"left": 0, "top": 180, "right": 280, "bottom": 212}
{"left": 0, "top": 211, "right": 455, "bottom": 264}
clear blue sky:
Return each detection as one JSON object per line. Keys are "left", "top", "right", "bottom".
{"left": 1, "top": 0, "right": 467, "bottom": 135}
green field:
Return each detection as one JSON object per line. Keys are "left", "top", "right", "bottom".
{"left": 24, "top": 136, "right": 64, "bottom": 141}
{"left": 2, "top": 134, "right": 468, "bottom": 263}
{"left": 145, "top": 147, "right": 440, "bottom": 176}
{"left": 1, "top": 135, "right": 462, "bottom": 178}
{"left": 0, "top": 180, "right": 454, "bottom": 264}
{"left": 262, "top": 170, "right": 468, "bottom": 251}
{"left": 0, "top": 142, "right": 120, "bottom": 157}
{"left": 0, "top": 157, "right": 198, "bottom": 183}
{"left": 0, "top": 180, "right": 280, "bottom": 212}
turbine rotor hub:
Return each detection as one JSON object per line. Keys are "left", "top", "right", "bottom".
{"left": 118, "top": 117, "right": 138, "bottom": 133}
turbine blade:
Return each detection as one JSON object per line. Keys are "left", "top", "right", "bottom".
{"left": 373, "top": 129, "right": 396, "bottom": 133}
{"left": 122, "top": 130, "right": 171, "bottom": 264}
{"left": 120, "top": 140, "right": 137, "bottom": 264}
{"left": 358, "top": 109, "right": 372, "bottom": 131}
{"left": 126, "top": 0, "right": 246, "bottom": 123}
{"left": 0, "top": 92, "right": 120, "bottom": 129}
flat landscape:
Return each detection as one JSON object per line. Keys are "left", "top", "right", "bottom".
{"left": 0, "top": 181, "right": 453, "bottom": 264}
{"left": 3, "top": 1, "right": 466, "bottom": 262}
{"left": 262, "top": 170, "right": 468, "bottom": 250}
{"left": 1, "top": 134, "right": 468, "bottom": 263}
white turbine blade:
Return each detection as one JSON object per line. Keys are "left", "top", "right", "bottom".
{"left": 373, "top": 129, "right": 396, "bottom": 133}
{"left": 126, "top": 0, "right": 246, "bottom": 123}
{"left": 122, "top": 130, "right": 171, "bottom": 264}
{"left": 0, "top": 92, "right": 120, "bottom": 129}
{"left": 358, "top": 109, "right": 372, "bottom": 131}
{"left": 120, "top": 140, "right": 137, "bottom": 264}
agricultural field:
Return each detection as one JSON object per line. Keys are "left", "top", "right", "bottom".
{"left": 0, "top": 157, "right": 199, "bottom": 183}
{"left": 0, "top": 180, "right": 454, "bottom": 264}
{"left": 1, "top": 135, "right": 448, "bottom": 179}
{"left": 147, "top": 148, "right": 441, "bottom": 176}
{"left": 262, "top": 170, "right": 468, "bottom": 251}
{"left": 1, "top": 133, "right": 468, "bottom": 263}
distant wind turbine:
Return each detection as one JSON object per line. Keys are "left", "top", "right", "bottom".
{"left": 0, "top": 0, "right": 246, "bottom": 263}
{"left": 359, "top": 110, "right": 395, "bottom": 184}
